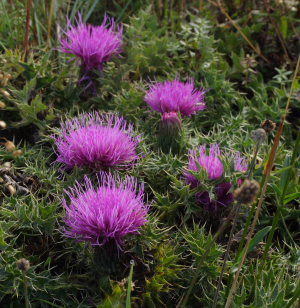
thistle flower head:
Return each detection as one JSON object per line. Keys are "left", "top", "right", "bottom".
{"left": 62, "top": 172, "right": 149, "bottom": 247}
{"left": 59, "top": 14, "right": 123, "bottom": 71}
{"left": 145, "top": 79, "right": 206, "bottom": 117}
{"left": 185, "top": 144, "right": 224, "bottom": 187}
{"left": 53, "top": 112, "right": 140, "bottom": 169}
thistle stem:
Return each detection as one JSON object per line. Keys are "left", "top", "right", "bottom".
{"left": 212, "top": 203, "right": 242, "bottom": 308}
{"left": 178, "top": 203, "right": 239, "bottom": 308}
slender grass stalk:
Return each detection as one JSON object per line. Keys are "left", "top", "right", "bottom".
{"left": 126, "top": 260, "right": 135, "bottom": 308}
{"left": 224, "top": 54, "right": 300, "bottom": 308}
{"left": 199, "top": 0, "right": 204, "bottom": 10}
{"left": 24, "top": 0, "right": 33, "bottom": 62}
{"left": 46, "top": 0, "right": 55, "bottom": 48}
{"left": 178, "top": 203, "right": 240, "bottom": 308}
{"left": 259, "top": 128, "right": 300, "bottom": 271}
{"left": 247, "top": 143, "right": 260, "bottom": 179}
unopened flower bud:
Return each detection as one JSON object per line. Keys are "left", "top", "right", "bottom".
{"left": 251, "top": 128, "right": 267, "bottom": 144}
{"left": 5, "top": 73, "right": 12, "bottom": 80}
{"left": 161, "top": 112, "right": 182, "bottom": 133}
{"left": 234, "top": 179, "right": 260, "bottom": 204}
{"left": 159, "top": 112, "right": 182, "bottom": 153}
{"left": 261, "top": 119, "right": 276, "bottom": 134}
{"left": 16, "top": 258, "right": 30, "bottom": 272}
{"left": 0, "top": 101, "right": 6, "bottom": 109}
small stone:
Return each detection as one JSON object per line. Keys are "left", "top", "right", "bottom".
{"left": 3, "top": 162, "right": 11, "bottom": 168}
{"left": 12, "top": 150, "right": 23, "bottom": 157}
{"left": 6, "top": 184, "right": 16, "bottom": 196}
{"left": 0, "top": 139, "right": 16, "bottom": 152}
{"left": 0, "top": 121, "right": 7, "bottom": 129}
{"left": 0, "top": 89, "right": 10, "bottom": 98}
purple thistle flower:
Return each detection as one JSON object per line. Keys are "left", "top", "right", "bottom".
{"left": 62, "top": 172, "right": 149, "bottom": 247}
{"left": 59, "top": 14, "right": 123, "bottom": 72}
{"left": 145, "top": 79, "right": 206, "bottom": 117}
{"left": 184, "top": 145, "right": 248, "bottom": 211}
{"left": 53, "top": 112, "right": 140, "bottom": 170}
{"left": 185, "top": 144, "right": 224, "bottom": 187}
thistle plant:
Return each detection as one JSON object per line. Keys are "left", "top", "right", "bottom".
{"left": 59, "top": 13, "right": 123, "bottom": 93}
{"left": 145, "top": 79, "right": 205, "bottom": 153}
{"left": 184, "top": 144, "right": 248, "bottom": 211}
{"left": 53, "top": 112, "right": 141, "bottom": 170}
{"left": 62, "top": 172, "right": 149, "bottom": 248}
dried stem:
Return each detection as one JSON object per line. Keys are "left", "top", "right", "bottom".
{"left": 24, "top": 0, "right": 33, "bottom": 62}
{"left": 209, "top": 0, "right": 271, "bottom": 64}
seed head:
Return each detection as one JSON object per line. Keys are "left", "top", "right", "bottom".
{"left": 233, "top": 179, "right": 260, "bottom": 204}
{"left": 261, "top": 119, "right": 276, "bottom": 134}
{"left": 16, "top": 258, "right": 30, "bottom": 272}
{"left": 251, "top": 128, "right": 267, "bottom": 144}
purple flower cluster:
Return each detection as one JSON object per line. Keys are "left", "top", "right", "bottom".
{"left": 62, "top": 172, "right": 149, "bottom": 247}
{"left": 59, "top": 14, "right": 122, "bottom": 72}
{"left": 185, "top": 144, "right": 248, "bottom": 211}
{"left": 145, "top": 79, "right": 206, "bottom": 117}
{"left": 53, "top": 112, "right": 140, "bottom": 170}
